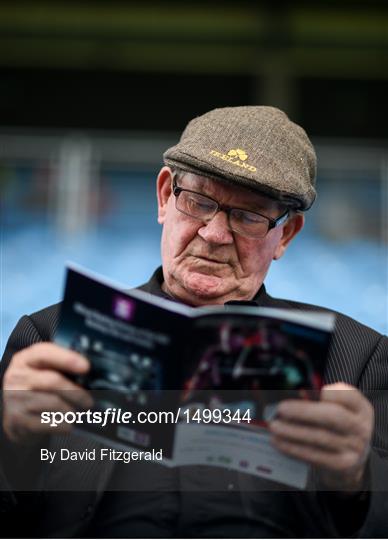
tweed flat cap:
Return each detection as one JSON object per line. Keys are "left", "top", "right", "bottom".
{"left": 163, "top": 106, "right": 317, "bottom": 210}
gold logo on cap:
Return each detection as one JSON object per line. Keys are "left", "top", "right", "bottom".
{"left": 227, "top": 148, "right": 248, "bottom": 161}
{"left": 209, "top": 148, "right": 256, "bottom": 172}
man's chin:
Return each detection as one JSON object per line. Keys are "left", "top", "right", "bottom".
{"left": 182, "top": 271, "right": 232, "bottom": 301}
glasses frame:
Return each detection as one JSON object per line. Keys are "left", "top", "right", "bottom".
{"left": 171, "top": 175, "right": 290, "bottom": 239}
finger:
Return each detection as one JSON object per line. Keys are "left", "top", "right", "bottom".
{"left": 321, "top": 383, "right": 370, "bottom": 414}
{"left": 14, "top": 343, "right": 89, "bottom": 373}
{"left": 4, "top": 411, "right": 73, "bottom": 442}
{"left": 4, "top": 393, "right": 75, "bottom": 423}
{"left": 5, "top": 369, "right": 93, "bottom": 409}
{"left": 4, "top": 390, "right": 73, "bottom": 413}
{"left": 22, "top": 392, "right": 84, "bottom": 415}
{"left": 269, "top": 418, "right": 352, "bottom": 453}
{"left": 272, "top": 435, "right": 361, "bottom": 472}
{"left": 276, "top": 400, "right": 356, "bottom": 434}
{"left": 57, "top": 387, "right": 94, "bottom": 410}
{"left": 33, "top": 370, "right": 93, "bottom": 409}
{"left": 26, "top": 367, "right": 87, "bottom": 391}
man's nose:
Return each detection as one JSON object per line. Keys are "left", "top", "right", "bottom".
{"left": 197, "top": 211, "right": 234, "bottom": 244}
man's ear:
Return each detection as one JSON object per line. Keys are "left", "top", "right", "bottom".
{"left": 157, "top": 166, "right": 174, "bottom": 225}
{"left": 273, "top": 213, "right": 305, "bottom": 260}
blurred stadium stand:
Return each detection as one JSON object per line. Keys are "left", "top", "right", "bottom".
{"left": 1, "top": 130, "right": 387, "bottom": 355}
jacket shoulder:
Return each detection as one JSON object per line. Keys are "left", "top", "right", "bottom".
{"left": 27, "top": 302, "right": 62, "bottom": 341}
{"left": 264, "top": 292, "right": 387, "bottom": 384}
{"left": 1, "top": 303, "right": 62, "bottom": 375}
{"left": 266, "top": 293, "right": 383, "bottom": 339}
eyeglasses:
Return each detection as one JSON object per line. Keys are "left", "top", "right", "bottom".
{"left": 172, "top": 177, "right": 289, "bottom": 239}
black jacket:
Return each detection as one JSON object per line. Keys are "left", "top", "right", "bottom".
{"left": 1, "top": 268, "right": 388, "bottom": 538}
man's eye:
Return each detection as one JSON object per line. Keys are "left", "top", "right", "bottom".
{"left": 233, "top": 210, "right": 264, "bottom": 224}
{"left": 188, "top": 197, "right": 214, "bottom": 212}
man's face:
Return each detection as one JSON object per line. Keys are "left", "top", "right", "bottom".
{"left": 157, "top": 167, "right": 304, "bottom": 306}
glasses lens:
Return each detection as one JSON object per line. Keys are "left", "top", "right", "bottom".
{"left": 176, "top": 191, "right": 217, "bottom": 219}
{"left": 230, "top": 209, "right": 269, "bottom": 238}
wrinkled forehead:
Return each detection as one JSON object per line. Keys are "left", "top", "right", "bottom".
{"left": 176, "top": 171, "right": 286, "bottom": 213}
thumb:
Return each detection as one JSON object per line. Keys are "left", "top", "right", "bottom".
{"left": 321, "top": 382, "right": 368, "bottom": 414}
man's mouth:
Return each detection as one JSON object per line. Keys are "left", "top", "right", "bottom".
{"left": 194, "top": 255, "right": 228, "bottom": 265}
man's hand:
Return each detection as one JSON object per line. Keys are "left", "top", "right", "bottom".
{"left": 269, "top": 383, "right": 374, "bottom": 491}
{"left": 2, "top": 343, "right": 92, "bottom": 444}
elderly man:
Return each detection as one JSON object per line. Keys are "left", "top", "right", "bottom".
{"left": 1, "top": 106, "right": 387, "bottom": 538}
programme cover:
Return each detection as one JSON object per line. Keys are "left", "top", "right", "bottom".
{"left": 54, "top": 264, "right": 335, "bottom": 488}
